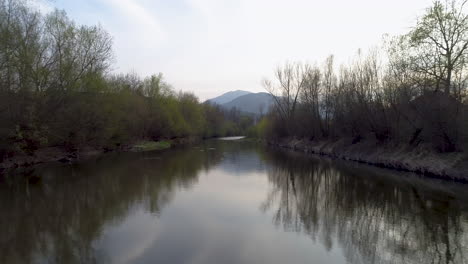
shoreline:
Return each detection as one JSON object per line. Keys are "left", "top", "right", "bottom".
{"left": 0, "top": 137, "right": 199, "bottom": 174}
{"left": 3, "top": 137, "right": 467, "bottom": 182}
{"left": 266, "top": 138, "right": 468, "bottom": 182}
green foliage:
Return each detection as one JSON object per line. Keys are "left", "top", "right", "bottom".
{"left": 246, "top": 117, "right": 272, "bottom": 139}
{"left": 0, "top": 0, "right": 255, "bottom": 159}
{"left": 405, "top": 0, "right": 468, "bottom": 94}
{"left": 131, "top": 141, "right": 171, "bottom": 152}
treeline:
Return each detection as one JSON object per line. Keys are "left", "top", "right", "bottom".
{"left": 259, "top": 0, "right": 468, "bottom": 153}
{"left": 0, "top": 0, "right": 253, "bottom": 160}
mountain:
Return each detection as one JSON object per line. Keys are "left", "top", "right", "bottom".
{"left": 222, "top": 92, "right": 274, "bottom": 115}
{"left": 206, "top": 90, "right": 251, "bottom": 105}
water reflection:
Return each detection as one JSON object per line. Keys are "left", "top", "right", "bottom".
{"left": 0, "top": 146, "right": 223, "bottom": 264}
{"left": 0, "top": 141, "right": 467, "bottom": 264}
{"left": 261, "top": 150, "right": 468, "bottom": 264}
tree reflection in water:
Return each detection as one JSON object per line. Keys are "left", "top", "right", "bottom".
{"left": 1, "top": 142, "right": 467, "bottom": 264}
{"left": 261, "top": 150, "right": 468, "bottom": 264}
{"left": 0, "top": 146, "right": 224, "bottom": 264}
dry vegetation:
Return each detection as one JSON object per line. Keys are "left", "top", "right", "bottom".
{"left": 257, "top": 0, "right": 468, "bottom": 177}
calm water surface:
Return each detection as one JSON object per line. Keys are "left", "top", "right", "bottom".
{"left": 1, "top": 139, "right": 468, "bottom": 264}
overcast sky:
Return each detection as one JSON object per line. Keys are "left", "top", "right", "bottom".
{"left": 39, "top": 0, "right": 433, "bottom": 100}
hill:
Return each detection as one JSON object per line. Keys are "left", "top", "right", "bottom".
{"left": 222, "top": 92, "right": 274, "bottom": 115}
{"left": 206, "top": 90, "right": 251, "bottom": 105}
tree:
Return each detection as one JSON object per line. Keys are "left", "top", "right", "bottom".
{"left": 321, "top": 55, "right": 336, "bottom": 136}
{"left": 408, "top": 0, "right": 468, "bottom": 95}
{"left": 263, "top": 62, "right": 307, "bottom": 136}
{"left": 301, "top": 64, "right": 323, "bottom": 138}
{"left": 44, "top": 9, "right": 113, "bottom": 91}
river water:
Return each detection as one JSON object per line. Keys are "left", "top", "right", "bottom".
{"left": 1, "top": 138, "right": 467, "bottom": 264}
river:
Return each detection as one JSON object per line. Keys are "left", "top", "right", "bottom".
{"left": 1, "top": 138, "right": 467, "bottom": 264}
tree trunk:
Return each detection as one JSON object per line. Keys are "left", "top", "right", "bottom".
{"left": 445, "top": 65, "right": 452, "bottom": 95}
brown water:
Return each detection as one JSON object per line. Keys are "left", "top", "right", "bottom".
{"left": 1, "top": 139, "right": 467, "bottom": 264}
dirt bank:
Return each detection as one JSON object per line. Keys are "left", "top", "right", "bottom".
{"left": 268, "top": 138, "right": 468, "bottom": 181}
{"left": 0, "top": 137, "right": 200, "bottom": 173}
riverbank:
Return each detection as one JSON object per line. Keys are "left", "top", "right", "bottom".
{"left": 267, "top": 138, "right": 468, "bottom": 181}
{"left": 0, "top": 137, "right": 198, "bottom": 173}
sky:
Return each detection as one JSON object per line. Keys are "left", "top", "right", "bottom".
{"left": 37, "top": 0, "right": 433, "bottom": 101}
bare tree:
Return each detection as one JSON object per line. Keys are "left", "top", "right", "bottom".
{"left": 301, "top": 64, "right": 322, "bottom": 137}
{"left": 263, "top": 62, "right": 306, "bottom": 121}
{"left": 321, "top": 55, "right": 336, "bottom": 136}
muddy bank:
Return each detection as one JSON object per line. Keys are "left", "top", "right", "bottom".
{"left": 268, "top": 138, "right": 468, "bottom": 181}
{"left": 0, "top": 137, "right": 200, "bottom": 173}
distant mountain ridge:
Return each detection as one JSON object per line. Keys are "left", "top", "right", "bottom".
{"left": 222, "top": 92, "right": 274, "bottom": 115}
{"left": 206, "top": 90, "right": 251, "bottom": 105}
{"left": 207, "top": 90, "right": 274, "bottom": 115}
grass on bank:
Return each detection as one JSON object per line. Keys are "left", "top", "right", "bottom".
{"left": 131, "top": 141, "right": 172, "bottom": 152}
